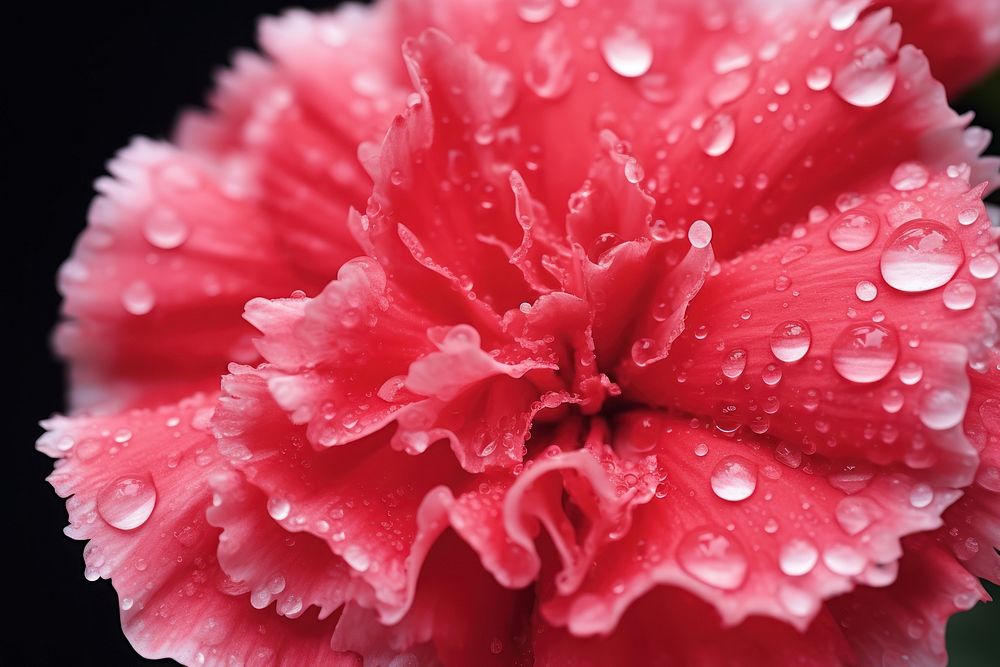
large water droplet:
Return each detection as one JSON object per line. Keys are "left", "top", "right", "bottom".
{"left": 919, "top": 388, "right": 966, "bottom": 430}
{"left": 677, "top": 529, "right": 748, "bottom": 590}
{"left": 770, "top": 320, "right": 812, "bottom": 363}
{"left": 698, "top": 112, "right": 736, "bottom": 157}
{"left": 143, "top": 210, "right": 190, "bottom": 249}
{"left": 517, "top": 0, "right": 557, "bottom": 23}
{"left": 779, "top": 537, "right": 819, "bottom": 576}
{"left": 711, "top": 456, "right": 757, "bottom": 501}
{"left": 828, "top": 210, "right": 878, "bottom": 251}
{"left": 97, "top": 474, "right": 157, "bottom": 530}
{"left": 122, "top": 281, "right": 156, "bottom": 316}
{"left": 832, "top": 323, "right": 899, "bottom": 384}
{"left": 833, "top": 46, "right": 896, "bottom": 108}
{"left": 855, "top": 280, "right": 878, "bottom": 302}
{"left": 942, "top": 279, "right": 976, "bottom": 311}
{"left": 601, "top": 25, "right": 653, "bottom": 78}
{"left": 880, "top": 220, "right": 964, "bottom": 293}
{"left": 721, "top": 348, "right": 748, "bottom": 379}
{"left": 890, "top": 162, "right": 929, "bottom": 191}
{"left": 267, "top": 497, "right": 291, "bottom": 521}
{"left": 525, "top": 27, "right": 575, "bottom": 100}
{"left": 688, "top": 219, "right": 713, "bottom": 248}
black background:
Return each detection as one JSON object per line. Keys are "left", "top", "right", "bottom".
{"left": 9, "top": 2, "right": 1000, "bottom": 665}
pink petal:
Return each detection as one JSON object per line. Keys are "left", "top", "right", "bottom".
{"left": 829, "top": 537, "right": 988, "bottom": 667}
{"left": 885, "top": 0, "right": 1000, "bottom": 94}
{"left": 56, "top": 141, "right": 309, "bottom": 413}
{"left": 625, "top": 173, "right": 999, "bottom": 489}
{"left": 38, "top": 394, "right": 358, "bottom": 665}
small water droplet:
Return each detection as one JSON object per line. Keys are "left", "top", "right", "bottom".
{"left": 517, "top": 0, "right": 557, "bottom": 23}
{"left": 143, "top": 210, "right": 190, "bottom": 249}
{"left": 889, "top": 162, "right": 929, "bottom": 191}
{"left": 909, "top": 483, "right": 934, "bottom": 508}
{"left": 833, "top": 45, "right": 896, "bottom": 108}
{"left": 806, "top": 66, "right": 832, "bottom": 91}
{"left": 970, "top": 253, "right": 999, "bottom": 279}
{"left": 919, "top": 388, "right": 966, "bottom": 430}
{"left": 942, "top": 279, "right": 976, "bottom": 311}
{"left": 855, "top": 280, "right": 878, "bottom": 302}
{"left": 122, "top": 281, "right": 156, "bottom": 316}
{"left": 832, "top": 323, "right": 899, "bottom": 384}
{"left": 711, "top": 456, "right": 757, "bottom": 501}
{"left": 698, "top": 112, "right": 736, "bottom": 157}
{"left": 525, "top": 27, "right": 575, "bottom": 100}
{"left": 721, "top": 348, "right": 748, "bottom": 379}
{"left": 770, "top": 320, "right": 812, "bottom": 363}
{"left": 880, "top": 220, "right": 964, "bottom": 293}
{"left": 688, "top": 219, "right": 713, "bottom": 248}
{"left": 828, "top": 210, "right": 879, "bottom": 251}
{"left": 779, "top": 537, "right": 819, "bottom": 576}
{"left": 267, "top": 498, "right": 291, "bottom": 521}
{"left": 823, "top": 543, "right": 866, "bottom": 576}
{"left": 957, "top": 208, "right": 980, "bottom": 226}
{"left": 97, "top": 474, "right": 157, "bottom": 530}
{"left": 601, "top": 25, "right": 653, "bottom": 78}
{"left": 677, "top": 529, "right": 748, "bottom": 590}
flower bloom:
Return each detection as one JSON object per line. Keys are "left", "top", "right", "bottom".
{"left": 40, "top": 0, "right": 1000, "bottom": 665}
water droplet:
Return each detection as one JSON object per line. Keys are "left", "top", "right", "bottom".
{"left": 889, "top": 162, "right": 929, "bottom": 191}
{"left": 122, "top": 281, "right": 156, "bottom": 316}
{"left": 707, "top": 71, "right": 751, "bottom": 108}
{"left": 624, "top": 157, "right": 644, "bottom": 184}
{"left": 774, "top": 442, "right": 802, "bottom": 468}
{"left": 806, "top": 66, "right": 832, "bottom": 91}
{"left": 517, "top": 0, "right": 557, "bottom": 23}
{"left": 957, "top": 208, "right": 980, "bottom": 226}
{"left": 714, "top": 43, "right": 752, "bottom": 74}
{"left": 525, "top": 27, "right": 575, "bottom": 100}
{"left": 779, "top": 537, "right": 818, "bottom": 576}
{"left": 97, "top": 474, "right": 157, "bottom": 531}
{"left": 677, "top": 529, "right": 748, "bottom": 590}
{"left": 909, "top": 483, "right": 934, "bottom": 508}
{"left": 882, "top": 388, "right": 904, "bottom": 413}
{"left": 770, "top": 320, "right": 812, "bottom": 363}
{"left": 836, "top": 496, "right": 880, "bottom": 535}
{"left": 823, "top": 543, "right": 866, "bottom": 576}
{"left": 601, "top": 25, "right": 653, "bottom": 78}
{"left": 832, "top": 323, "right": 899, "bottom": 384}
{"left": 833, "top": 46, "right": 896, "bottom": 107}
{"left": 688, "top": 219, "right": 713, "bottom": 248}
{"left": 781, "top": 244, "right": 810, "bottom": 265}
{"left": 779, "top": 585, "right": 817, "bottom": 617}
{"left": 919, "top": 388, "right": 965, "bottom": 430}
{"left": 880, "top": 220, "right": 964, "bottom": 292}
{"left": 721, "top": 348, "right": 748, "bottom": 379}
{"left": 711, "top": 456, "right": 757, "bottom": 501}
{"left": 830, "top": 0, "right": 865, "bottom": 30}
{"left": 143, "top": 210, "right": 190, "bottom": 249}
{"left": 942, "top": 279, "right": 976, "bottom": 311}
{"left": 694, "top": 442, "right": 709, "bottom": 457}
{"left": 855, "top": 280, "right": 878, "bottom": 302}
{"left": 698, "top": 112, "right": 736, "bottom": 157}
{"left": 828, "top": 210, "right": 878, "bottom": 251}
{"left": 267, "top": 498, "right": 291, "bottom": 521}
{"left": 969, "top": 253, "right": 999, "bottom": 280}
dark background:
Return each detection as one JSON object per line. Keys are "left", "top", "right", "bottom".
{"left": 10, "top": 2, "right": 1000, "bottom": 665}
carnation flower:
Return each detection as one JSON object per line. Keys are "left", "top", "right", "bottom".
{"left": 40, "top": 0, "right": 1000, "bottom": 665}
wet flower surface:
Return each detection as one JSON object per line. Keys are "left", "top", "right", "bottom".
{"left": 40, "top": 0, "right": 1000, "bottom": 665}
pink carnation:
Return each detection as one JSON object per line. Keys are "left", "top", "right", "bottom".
{"left": 41, "top": 0, "right": 1000, "bottom": 665}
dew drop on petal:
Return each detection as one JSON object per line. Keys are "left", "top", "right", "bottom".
{"left": 833, "top": 46, "right": 896, "bottom": 108}
{"left": 721, "top": 348, "right": 748, "bottom": 379}
{"left": 898, "top": 361, "right": 923, "bottom": 386}
{"left": 677, "top": 529, "right": 748, "bottom": 590}
{"left": 889, "top": 162, "right": 929, "bottom": 191}
{"left": 779, "top": 537, "right": 819, "bottom": 576}
{"left": 698, "top": 112, "right": 736, "bottom": 157}
{"left": 832, "top": 323, "right": 899, "bottom": 384}
{"left": 880, "top": 220, "right": 964, "bottom": 293}
{"left": 957, "top": 208, "right": 980, "bottom": 226}
{"left": 779, "top": 585, "right": 818, "bottom": 617}
{"left": 710, "top": 456, "right": 757, "bottom": 501}
{"left": 97, "top": 474, "right": 157, "bottom": 531}
{"left": 806, "top": 66, "right": 832, "bottom": 91}
{"left": 601, "top": 25, "right": 653, "bottom": 78}
{"left": 122, "top": 281, "right": 156, "bottom": 315}
{"left": 143, "top": 210, "right": 190, "bottom": 249}
{"left": 828, "top": 211, "right": 878, "bottom": 251}
{"left": 942, "top": 279, "right": 976, "bottom": 311}
{"left": 919, "top": 388, "right": 966, "bottom": 431}
{"left": 688, "top": 219, "right": 713, "bottom": 248}
{"left": 517, "top": 0, "right": 557, "bottom": 23}
{"left": 835, "top": 497, "right": 879, "bottom": 535}
{"left": 909, "top": 483, "right": 934, "bottom": 508}
{"left": 770, "top": 320, "right": 812, "bottom": 363}
{"left": 969, "top": 253, "right": 999, "bottom": 280}
{"left": 267, "top": 498, "right": 291, "bottom": 521}
{"left": 822, "top": 543, "right": 866, "bottom": 576}
{"left": 525, "top": 27, "right": 575, "bottom": 100}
